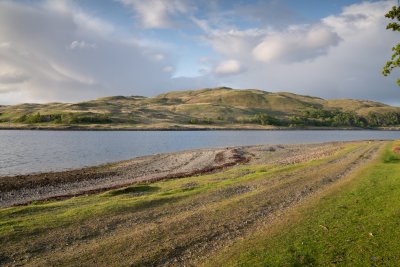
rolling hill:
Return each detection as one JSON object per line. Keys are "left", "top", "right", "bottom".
{"left": 0, "top": 87, "right": 399, "bottom": 129}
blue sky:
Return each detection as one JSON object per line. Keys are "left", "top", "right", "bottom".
{"left": 0, "top": 0, "right": 398, "bottom": 104}
{"left": 77, "top": 0, "right": 380, "bottom": 77}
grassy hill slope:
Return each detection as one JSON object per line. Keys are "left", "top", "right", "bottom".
{"left": 0, "top": 87, "right": 399, "bottom": 129}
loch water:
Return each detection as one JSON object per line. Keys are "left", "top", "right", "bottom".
{"left": 1, "top": 130, "right": 399, "bottom": 176}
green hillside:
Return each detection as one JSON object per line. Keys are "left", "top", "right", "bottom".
{"left": 0, "top": 87, "right": 399, "bottom": 129}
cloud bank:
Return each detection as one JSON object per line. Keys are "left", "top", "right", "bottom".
{"left": 0, "top": 0, "right": 398, "bottom": 105}
{"left": 204, "top": 1, "right": 400, "bottom": 104}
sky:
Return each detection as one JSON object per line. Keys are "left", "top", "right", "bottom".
{"left": 0, "top": 0, "right": 399, "bottom": 105}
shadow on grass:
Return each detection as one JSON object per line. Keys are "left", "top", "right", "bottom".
{"left": 107, "top": 185, "right": 160, "bottom": 196}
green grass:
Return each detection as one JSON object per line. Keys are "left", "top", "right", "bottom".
{"left": 1, "top": 143, "right": 353, "bottom": 253}
{"left": 208, "top": 142, "right": 400, "bottom": 266}
{"left": 0, "top": 163, "right": 303, "bottom": 239}
{"left": 0, "top": 144, "right": 356, "bottom": 235}
{"left": 0, "top": 142, "right": 388, "bottom": 265}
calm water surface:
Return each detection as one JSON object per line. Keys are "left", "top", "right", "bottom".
{"left": 1, "top": 130, "right": 399, "bottom": 176}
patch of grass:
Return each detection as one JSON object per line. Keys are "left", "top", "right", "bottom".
{"left": 208, "top": 142, "right": 400, "bottom": 266}
{"left": 383, "top": 148, "right": 400, "bottom": 163}
{"left": 383, "top": 140, "right": 400, "bottom": 163}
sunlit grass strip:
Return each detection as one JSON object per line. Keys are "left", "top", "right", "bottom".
{"left": 208, "top": 142, "right": 400, "bottom": 266}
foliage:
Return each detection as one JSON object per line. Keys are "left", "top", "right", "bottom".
{"left": 303, "top": 108, "right": 335, "bottom": 119}
{"left": 300, "top": 108, "right": 400, "bottom": 127}
{"left": 241, "top": 109, "right": 400, "bottom": 128}
{"left": 365, "top": 111, "right": 400, "bottom": 126}
{"left": 331, "top": 111, "right": 367, "bottom": 127}
{"left": 16, "top": 112, "right": 112, "bottom": 124}
{"left": 68, "top": 113, "right": 112, "bottom": 124}
{"left": 383, "top": 5, "right": 400, "bottom": 85}
{"left": 252, "top": 113, "right": 282, "bottom": 126}
{"left": 188, "top": 117, "right": 213, "bottom": 124}
{"left": 17, "top": 113, "right": 62, "bottom": 124}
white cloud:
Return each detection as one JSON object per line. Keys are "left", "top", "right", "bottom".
{"left": 153, "top": 53, "right": 165, "bottom": 61}
{"left": 0, "top": 0, "right": 207, "bottom": 104}
{"left": 253, "top": 25, "right": 341, "bottom": 63}
{"left": 117, "top": 0, "right": 190, "bottom": 28}
{"left": 213, "top": 1, "right": 400, "bottom": 104}
{"left": 323, "top": 1, "right": 387, "bottom": 36}
{"left": 68, "top": 41, "right": 96, "bottom": 50}
{"left": 163, "top": 65, "right": 175, "bottom": 73}
{"left": 193, "top": 16, "right": 265, "bottom": 59}
{"left": 72, "top": 13, "right": 115, "bottom": 36}
{"left": 215, "top": 59, "right": 244, "bottom": 75}
{"left": 206, "top": 28, "right": 265, "bottom": 58}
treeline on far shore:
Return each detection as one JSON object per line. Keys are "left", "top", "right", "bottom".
{"left": 2, "top": 108, "right": 400, "bottom": 128}
{"left": 190, "top": 109, "right": 400, "bottom": 128}
{"left": 5, "top": 112, "right": 117, "bottom": 124}
{"left": 248, "top": 109, "right": 400, "bottom": 128}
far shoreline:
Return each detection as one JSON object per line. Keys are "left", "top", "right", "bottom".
{"left": 0, "top": 125, "right": 400, "bottom": 131}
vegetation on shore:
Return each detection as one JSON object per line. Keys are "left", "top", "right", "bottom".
{"left": 2, "top": 140, "right": 398, "bottom": 266}
{"left": 383, "top": 5, "right": 400, "bottom": 85}
{"left": 1, "top": 88, "right": 400, "bottom": 129}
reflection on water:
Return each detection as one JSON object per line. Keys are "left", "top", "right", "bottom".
{"left": 0, "top": 130, "right": 399, "bottom": 176}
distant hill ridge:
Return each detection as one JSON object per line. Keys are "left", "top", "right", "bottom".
{"left": 0, "top": 87, "right": 399, "bottom": 129}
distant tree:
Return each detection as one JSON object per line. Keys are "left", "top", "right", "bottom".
{"left": 16, "top": 114, "right": 27, "bottom": 123}
{"left": 383, "top": 5, "right": 400, "bottom": 85}
{"left": 189, "top": 118, "right": 199, "bottom": 124}
{"left": 253, "top": 113, "right": 281, "bottom": 126}
{"left": 26, "top": 112, "right": 42, "bottom": 123}
{"left": 331, "top": 112, "right": 366, "bottom": 127}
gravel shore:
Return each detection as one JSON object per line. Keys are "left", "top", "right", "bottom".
{"left": 0, "top": 142, "right": 346, "bottom": 208}
{"left": 0, "top": 147, "right": 247, "bottom": 207}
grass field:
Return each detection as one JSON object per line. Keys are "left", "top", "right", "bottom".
{"left": 207, "top": 141, "right": 400, "bottom": 266}
{"left": 1, "top": 140, "right": 399, "bottom": 266}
